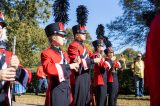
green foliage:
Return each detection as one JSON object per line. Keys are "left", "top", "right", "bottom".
{"left": 0, "top": 0, "right": 51, "bottom": 67}
{"left": 0, "top": 0, "right": 52, "bottom": 24}
{"left": 118, "top": 69, "right": 135, "bottom": 94}
{"left": 121, "top": 48, "right": 139, "bottom": 62}
{"left": 27, "top": 73, "right": 38, "bottom": 93}
{"left": 65, "top": 28, "right": 74, "bottom": 46}
{"left": 27, "top": 73, "right": 46, "bottom": 93}
{"left": 116, "top": 48, "right": 140, "bottom": 69}
{"left": 117, "top": 48, "right": 144, "bottom": 94}
{"left": 106, "top": 0, "right": 154, "bottom": 46}
{"left": 7, "top": 22, "right": 48, "bottom": 67}
{"left": 85, "top": 32, "right": 92, "bottom": 44}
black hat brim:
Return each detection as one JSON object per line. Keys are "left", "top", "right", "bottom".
{"left": 56, "top": 31, "right": 66, "bottom": 36}
{"left": 0, "top": 20, "right": 6, "bottom": 27}
{"left": 77, "top": 30, "right": 87, "bottom": 34}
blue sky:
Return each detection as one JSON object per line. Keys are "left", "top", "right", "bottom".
{"left": 42, "top": 0, "right": 145, "bottom": 53}
{"left": 69, "top": 0, "right": 123, "bottom": 40}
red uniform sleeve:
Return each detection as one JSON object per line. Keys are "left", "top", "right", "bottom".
{"left": 2, "top": 50, "right": 12, "bottom": 64}
{"left": 41, "top": 51, "right": 59, "bottom": 76}
{"left": 68, "top": 43, "right": 78, "bottom": 63}
{"left": 99, "top": 59, "right": 111, "bottom": 70}
{"left": 92, "top": 52, "right": 110, "bottom": 69}
{"left": 41, "top": 50, "right": 70, "bottom": 82}
{"left": 36, "top": 66, "right": 46, "bottom": 79}
{"left": 114, "top": 61, "right": 121, "bottom": 69}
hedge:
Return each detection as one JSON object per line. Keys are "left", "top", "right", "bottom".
{"left": 26, "top": 68, "right": 148, "bottom": 95}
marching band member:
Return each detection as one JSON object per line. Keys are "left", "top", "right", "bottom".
{"left": 0, "top": 11, "right": 31, "bottom": 106}
{"left": 68, "top": 5, "right": 101, "bottom": 106}
{"left": 104, "top": 47, "right": 125, "bottom": 106}
{"left": 92, "top": 39, "right": 111, "bottom": 106}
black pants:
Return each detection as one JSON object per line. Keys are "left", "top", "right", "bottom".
{"left": 107, "top": 73, "right": 119, "bottom": 106}
{"left": 95, "top": 85, "right": 107, "bottom": 106}
{"left": 50, "top": 81, "right": 70, "bottom": 106}
{"left": 74, "top": 72, "right": 91, "bottom": 106}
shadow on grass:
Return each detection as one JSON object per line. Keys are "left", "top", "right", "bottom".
{"left": 24, "top": 93, "right": 46, "bottom": 97}
{"left": 118, "top": 95, "right": 150, "bottom": 101}
{"left": 26, "top": 104, "right": 43, "bottom": 106}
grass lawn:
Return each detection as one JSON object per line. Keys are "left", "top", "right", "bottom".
{"left": 14, "top": 93, "right": 150, "bottom": 106}
{"left": 117, "top": 95, "right": 150, "bottom": 106}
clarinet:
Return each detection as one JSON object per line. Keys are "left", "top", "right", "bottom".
{"left": 11, "top": 36, "right": 16, "bottom": 102}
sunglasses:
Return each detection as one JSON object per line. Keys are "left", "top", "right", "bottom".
{"left": 57, "top": 34, "right": 65, "bottom": 38}
{"left": 108, "top": 52, "right": 113, "bottom": 53}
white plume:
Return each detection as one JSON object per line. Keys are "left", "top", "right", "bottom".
{"left": 0, "top": 27, "right": 8, "bottom": 42}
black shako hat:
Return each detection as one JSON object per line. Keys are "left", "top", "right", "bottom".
{"left": 72, "top": 25, "right": 87, "bottom": 35}
{"left": 92, "top": 39, "right": 104, "bottom": 51}
{"left": 72, "top": 5, "right": 89, "bottom": 35}
{"left": 104, "top": 47, "right": 114, "bottom": 55}
{"left": 45, "top": 22, "right": 66, "bottom": 37}
{"left": 92, "top": 39, "right": 104, "bottom": 48}
{"left": 45, "top": 0, "right": 70, "bottom": 37}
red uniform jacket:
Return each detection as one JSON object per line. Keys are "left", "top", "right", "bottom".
{"left": 41, "top": 47, "right": 71, "bottom": 106}
{"left": 93, "top": 52, "right": 111, "bottom": 86}
{"left": 0, "top": 48, "right": 32, "bottom": 106}
{"left": 68, "top": 40, "right": 94, "bottom": 106}
{"left": 105, "top": 57, "right": 122, "bottom": 82}
{"left": 36, "top": 66, "right": 46, "bottom": 79}
{"left": 145, "top": 12, "right": 160, "bottom": 106}
{"left": 68, "top": 40, "right": 93, "bottom": 85}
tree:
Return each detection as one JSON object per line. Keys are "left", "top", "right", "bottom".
{"left": 0, "top": 0, "right": 51, "bottom": 67}
{"left": 121, "top": 48, "right": 139, "bottom": 62}
{"left": 65, "top": 28, "right": 74, "bottom": 45}
{"left": 106, "top": 0, "right": 155, "bottom": 46}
